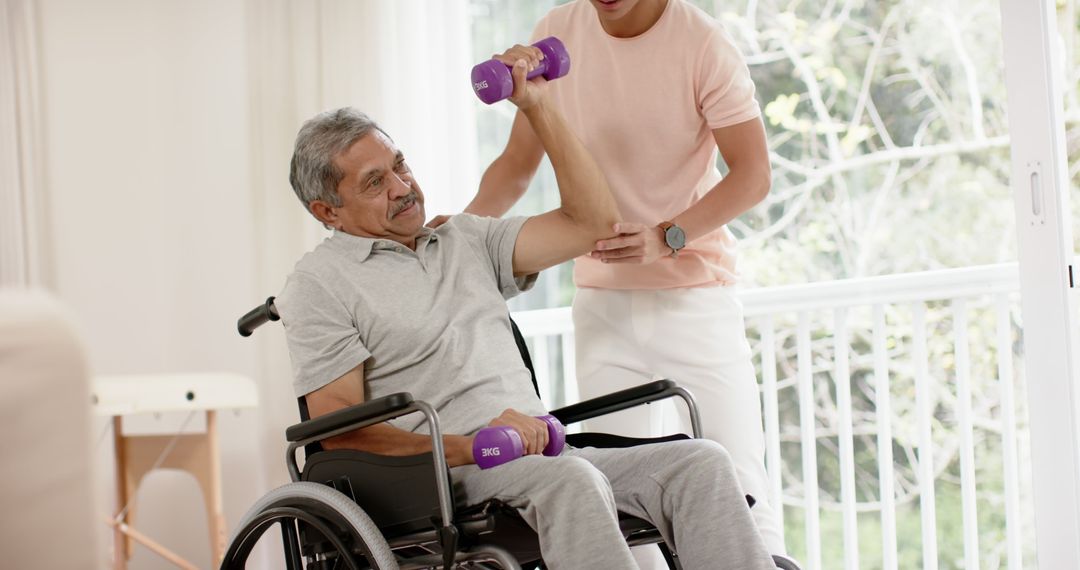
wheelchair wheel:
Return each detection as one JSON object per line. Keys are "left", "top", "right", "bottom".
{"left": 222, "top": 481, "right": 398, "bottom": 570}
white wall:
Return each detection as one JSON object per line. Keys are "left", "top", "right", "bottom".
{"left": 37, "top": 0, "right": 263, "bottom": 566}
{"left": 33, "top": 0, "right": 477, "bottom": 567}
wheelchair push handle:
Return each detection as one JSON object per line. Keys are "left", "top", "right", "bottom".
{"left": 238, "top": 296, "right": 280, "bottom": 337}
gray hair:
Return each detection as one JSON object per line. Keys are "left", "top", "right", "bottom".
{"left": 289, "top": 107, "right": 387, "bottom": 214}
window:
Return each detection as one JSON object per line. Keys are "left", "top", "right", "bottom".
{"left": 467, "top": 2, "right": 1046, "bottom": 569}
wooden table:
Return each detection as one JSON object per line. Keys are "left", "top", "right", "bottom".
{"left": 93, "top": 373, "right": 257, "bottom": 570}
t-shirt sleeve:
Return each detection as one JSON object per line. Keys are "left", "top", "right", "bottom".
{"left": 277, "top": 271, "right": 371, "bottom": 397}
{"left": 697, "top": 24, "right": 761, "bottom": 129}
{"left": 451, "top": 214, "right": 538, "bottom": 300}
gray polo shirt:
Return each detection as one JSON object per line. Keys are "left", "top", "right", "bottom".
{"left": 276, "top": 214, "right": 546, "bottom": 436}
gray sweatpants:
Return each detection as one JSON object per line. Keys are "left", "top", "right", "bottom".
{"left": 450, "top": 439, "right": 775, "bottom": 570}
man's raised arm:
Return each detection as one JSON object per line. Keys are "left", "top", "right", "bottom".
{"left": 487, "top": 54, "right": 619, "bottom": 277}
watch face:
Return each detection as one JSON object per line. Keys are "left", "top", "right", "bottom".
{"left": 665, "top": 225, "right": 686, "bottom": 250}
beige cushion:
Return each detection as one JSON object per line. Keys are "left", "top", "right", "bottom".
{"left": 0, "top": 289, "right": 100, "bottom": 568}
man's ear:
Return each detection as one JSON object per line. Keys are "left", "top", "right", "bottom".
{"left": 309, "top": 200, "right": 338, "bottom": 228}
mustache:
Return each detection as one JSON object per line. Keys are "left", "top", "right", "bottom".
{"left": 390, "top": 190, "right": 419, "bottom": 217}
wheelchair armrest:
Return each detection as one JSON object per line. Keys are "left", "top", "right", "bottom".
{"left": 285, "top": 392, "right": 414, "bottom": 443}
{"left": 283, "top": 392, "right": 458, "bottom": 533}
{"left": 549, "top": 379, "right": 698, "bottom": 431}
{"left": 551, "top": 379, "right": 703, "bottom": 438}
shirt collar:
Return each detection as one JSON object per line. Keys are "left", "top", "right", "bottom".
{"left": 330, "top": 227, "right": 438, "bottom": 262}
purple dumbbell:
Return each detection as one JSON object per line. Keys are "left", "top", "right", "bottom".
{"left": 536, "top": 414, "right": 566, "bottom": 457}
{"left": 471, "top": 36, "right": 571, "bottom": 105}
{"left": 474, "top": 425, "right": 525, "bottom": 469}
{"left": 473, "top": 415, "right": 566, "bottom": 469}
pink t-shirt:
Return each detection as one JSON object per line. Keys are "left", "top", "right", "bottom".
{"left": 531, "top": 0, "right": 761, "bottom": 289}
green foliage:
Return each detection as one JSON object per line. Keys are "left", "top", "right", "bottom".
{"left": 724, "top": 0, "right": 1016, "bottom": 287}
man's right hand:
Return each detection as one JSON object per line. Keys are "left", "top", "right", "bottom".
{"left": 486, "top": 408, "right": 550, "bottom": 456}
{"left": 493, "top": 45, "right": 548, "bottom": 111}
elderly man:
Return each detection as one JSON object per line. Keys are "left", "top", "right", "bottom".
{"left": 275, "top": 59, "right": 774, "bottom": 569}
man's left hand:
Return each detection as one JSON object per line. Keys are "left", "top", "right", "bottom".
{"left": 488, "top": 408, "right": 549, "bottom": 456}
{"left": 590, "top": 222, "right": 672, "bottom": 264}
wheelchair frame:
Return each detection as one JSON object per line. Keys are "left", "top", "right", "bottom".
{"left": 223, "top": 297, "right": 797, "bottom": 570}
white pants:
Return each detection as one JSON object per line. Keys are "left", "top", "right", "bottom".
{"left": 573, "top": 287, "right": 786, "bottom": 563}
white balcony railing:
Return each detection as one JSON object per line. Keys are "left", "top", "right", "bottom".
{"left": 512, "top": 262, "right": 1032, "bottom": 570}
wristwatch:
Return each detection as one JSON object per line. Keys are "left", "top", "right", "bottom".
{"left": 657, "top": 221, "right": 686, "bottom": 259}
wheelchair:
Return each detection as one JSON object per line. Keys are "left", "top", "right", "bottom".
{"left": 222, "top": 297, "right": 801, "bottom": 570}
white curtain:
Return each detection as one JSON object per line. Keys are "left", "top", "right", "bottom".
{"left": 0, "top": 0, "right": 45, "bottom": 288}
{"left": 246, "top": 0, "right": 479, "bottom": 246}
